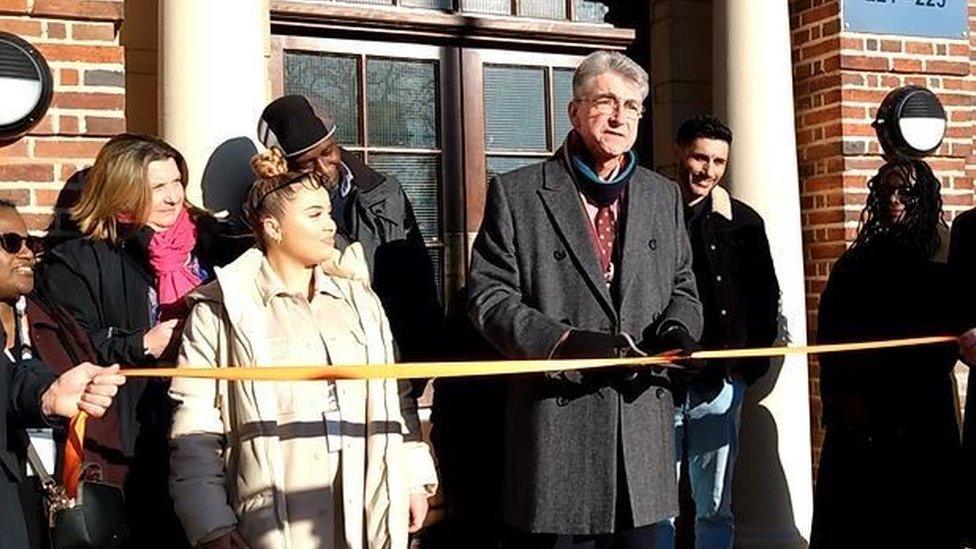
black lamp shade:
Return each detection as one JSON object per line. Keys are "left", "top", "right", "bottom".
{"left": 872, "top": 85, "right": 947, "bottom": 160}
{"left": 0, "top": 31, "right": 53, "bottom": 140}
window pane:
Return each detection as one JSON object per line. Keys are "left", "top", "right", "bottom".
{"left": 461, "top": 0, "right": 510, "bottom": 15}
{"left": 487, "top": 155, "right": 542, "bottom": 185}
{"left": 484, "top": 66, "right": 547, "bottom": 151}
{"left": 369, "top": 154, "right": 440, "bottom": 240}
{"left": 367, "top": 58, "right": 439, "bottom": 149}
{"left": 284, "top": 52, "right": 361, "bottom": 146}
{"left": 403, "top": 0, "right": 453, "bottom": 8}
{"left": 520, "top": 0, "right": 565, "bottom": 19}
{"left": 553, "top": 68, "right": 574, "bottom": 145}
{"left": 575, "top": 0, "right": 609, "bottom": 22}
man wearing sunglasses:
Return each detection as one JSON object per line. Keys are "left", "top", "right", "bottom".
{"left": 0, "top": 200, "right": 125, "bottom": 549}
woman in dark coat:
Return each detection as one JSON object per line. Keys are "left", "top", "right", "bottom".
{"left": 35, "top": 134, "right": 250, "bottom": 547}
{"left": 811, "top": 159, "right": 963, "bottom": 548}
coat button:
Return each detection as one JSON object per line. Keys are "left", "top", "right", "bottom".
{"left": 720, "top": 309, "right": 728, "bottom": 316}
{"left": 648, "top": 238, "right": 657, "bottom": 250}
{"left": 709, "top": 244, "right": 717, "bottom": 251}
{"left": 554, "top": 249, "right": 566, "bottom": 260}
{"left": 715, "top": 275, "right": 722, "bottom": 282}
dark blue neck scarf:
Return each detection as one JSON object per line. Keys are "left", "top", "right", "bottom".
{"left": 566, "top": 142, "right": 637, "bottom": 207}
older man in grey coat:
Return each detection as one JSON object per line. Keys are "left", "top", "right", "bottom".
{"left": 468, "top": 51, "right": 703, "bottom": 548}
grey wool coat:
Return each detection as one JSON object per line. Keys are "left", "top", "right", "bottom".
{"left": 467, "top": 149, "right": 703, "bottom": 535}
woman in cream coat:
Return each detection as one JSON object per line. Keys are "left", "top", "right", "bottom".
{"left": 168, "top": 149, "right": 437, "bottom": 549}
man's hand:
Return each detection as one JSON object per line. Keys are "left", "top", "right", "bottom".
{"left": 553, "top": 330, "right": 629, "bottom": 359}
{"left": 648, "top": 325, "right": 704, "bottom": 367}
{"left": 408, "top": 493, "right": 429, "bottom": 533}
{"left": 960, "top": 327, "right": 976, "bottom": 366}
{"left": 41, "top": 363, "right": 125, "bottom": 419}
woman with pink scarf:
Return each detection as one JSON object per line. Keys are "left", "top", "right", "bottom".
{"left": 37, "top": 133, "right": 250, "bottom": 548}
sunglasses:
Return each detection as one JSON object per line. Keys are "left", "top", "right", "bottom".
{"left": 876, "top": 185, "right": 919, "bottom": 204}
{"left": 0, "top": 233, "right": 41, "bottom": 255}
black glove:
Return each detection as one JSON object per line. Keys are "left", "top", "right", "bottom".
{"left": 550, "top": 330, "right": 634, "bottom": 389}
{"left": 643, "top": 324, "right": 705, "bottom": 374}
{"left": 658, "top": 326, "right": 732, "bottom": 394}
{"left": 553, "top": 330, "right": 629, "bottom": 359}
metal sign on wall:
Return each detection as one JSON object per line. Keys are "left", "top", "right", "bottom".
{"left": 843, "top": 0, "right": 969, "bottom": 39}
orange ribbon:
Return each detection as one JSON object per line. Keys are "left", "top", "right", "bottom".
{"left": 60, "top": 334, "right": 959, "bottom": 497}
{"left": 63, "top": 411, "right": 87, "bottom": 498}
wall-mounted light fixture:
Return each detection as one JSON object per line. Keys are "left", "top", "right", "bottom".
{"left": 0, "top": 31, "right": 53, "bottom": 141}
{"left": 872, "top": 85, "right": 947, "bottom": 160}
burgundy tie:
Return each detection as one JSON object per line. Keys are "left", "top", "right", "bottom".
{"left": 594, "top": 205, "right": 616, "bottom": 279}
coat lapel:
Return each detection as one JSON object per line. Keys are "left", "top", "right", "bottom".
{"left": 538, "top": 157, "right": 616, "bottom": 320}
{"left": 619, "top": 172, "right": 652, "bottom": 300}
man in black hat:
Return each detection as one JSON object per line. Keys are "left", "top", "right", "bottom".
{"left": 257, "top": 95, "right": 443, "bottom": 386}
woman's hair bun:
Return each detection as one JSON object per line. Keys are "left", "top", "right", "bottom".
{"left": 250, "top": 147, "right": 289, "bottom": 179}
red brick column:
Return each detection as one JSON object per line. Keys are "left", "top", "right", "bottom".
{"left": 790, "top": 0, "right": 976, "bottom": 474}
{"left": 0, "top": 0, "right": 124, "bottom": 234}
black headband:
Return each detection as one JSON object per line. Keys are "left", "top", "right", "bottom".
{"left": 254, "top": 172, "right": 316, "bottom": 213}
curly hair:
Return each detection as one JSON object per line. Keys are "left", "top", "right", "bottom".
{"left": 852, "top": 159, "right": 945, "bottom": 258}
{"left": 243, "top": 147, "right": 321, "bottom": 248}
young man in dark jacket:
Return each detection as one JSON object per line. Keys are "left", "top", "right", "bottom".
{"left": 672, "top": 115, "right": 780, "bottom": 548}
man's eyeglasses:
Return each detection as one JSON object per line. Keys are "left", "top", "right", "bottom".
{"left": 578, "top": 94, "right": 645, "bottom": 120}
{"left": 0, "top": 233, "right": 40, "bottom": 255}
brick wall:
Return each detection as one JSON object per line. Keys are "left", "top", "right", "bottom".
{"left": 0, "top": 0, "right": 124, "bottom": 235}
{"left": 790, "top": 0, "right": 976, "bottom": 472}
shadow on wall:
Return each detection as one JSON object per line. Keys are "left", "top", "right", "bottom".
{"left": 41, "top": 167, "right": 88, "bottom": 249}
{"left": 201, "top": 137, "right": 258, "bottom": 230}
{"left": 730, "top": 308, "right": 807, "bottom": 549}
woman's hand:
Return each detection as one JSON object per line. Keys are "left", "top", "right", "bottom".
{"left": 41, "top": 363, "right": 125, "bottom": 418}
{"left": 407, "top": 493, "right": 429, "bottom": 533}
{"left": 143, "top": 318, "right": 181, "bottom": 359}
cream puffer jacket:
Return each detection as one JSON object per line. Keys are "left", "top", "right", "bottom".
{"left": 168, "top": 246, "right": 437, "bottom": 549}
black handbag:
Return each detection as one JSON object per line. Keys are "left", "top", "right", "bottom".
{"left": 24, "top": 440, "right": 128, "bottom": 549}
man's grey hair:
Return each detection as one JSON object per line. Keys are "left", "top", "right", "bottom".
{"left": 572, "top": 50, "right": 650, "bottom": 101}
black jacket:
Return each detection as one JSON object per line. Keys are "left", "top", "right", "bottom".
{"left": 1, "top": 342, "right": 56, "bottom": 549}
{"left": 34, "top": 214, "right": 247, "bottom": 547}
{"left": 36, "top": 227, "right": 161, "bottom": 462}
{"left": 949, "top": 208, "right": 976, "bottom": 544}
{"left": 685, "top": 187, "right": 779, "bottom": 385}
{"left": 812, "top": 236, "right": 963, "bottom": 547}
{"left": 336, "top": 150, "right": 444, "bottom": 367}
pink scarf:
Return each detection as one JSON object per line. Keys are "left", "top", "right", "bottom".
{"left": 148, "top": 208, "right": 201, "bottom": 321}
